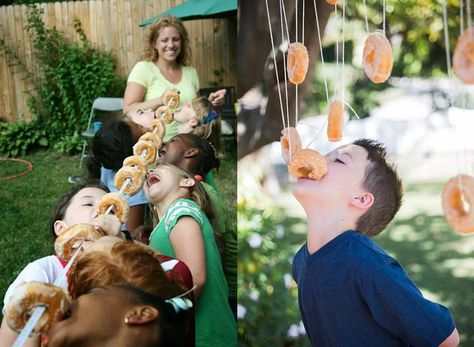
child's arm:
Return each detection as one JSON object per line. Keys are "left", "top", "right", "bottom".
{"left": 169, "top": 216, "right": 207, "bottom": 298}
{"left": 208, "top": 89, "right": 226, "bottom": 107}
{"left": 0, "top": 318, "right": 40, "bottom": 347}
{"left": 439, "top": 328, "right": 459, "bottom": 347}
{"left": 125, "top": 205, "right": 146, "bottom": 232}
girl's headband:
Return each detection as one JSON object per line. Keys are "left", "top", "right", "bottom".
{"left": 203, "top": 110, "right": 218, "bottom": 124}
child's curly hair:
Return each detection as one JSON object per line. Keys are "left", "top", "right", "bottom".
{"left": 68, "top": 241, "right": 186, "bottom": 300}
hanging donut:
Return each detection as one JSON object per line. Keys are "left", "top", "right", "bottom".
{"left": 280, "top": 127, "right": 303, "bottom": 164}
{"left": 327, "top": 99, "right": 344, "bottom": 142}
{"left": 441, "top": 175, "right": 474, "bottom": 233}
{"left": 288, "top": 148, "right": 327, "bottom": 180}
{"left": 362, "top": 32, "right": 393, "bottom": 84}
{"left": 453, "top": 26, "right": 474, "bottom": 84}
{"left": 5, "top": 282, "right": 70, "bottom": 336}
{"left": 326, "top": 0, "right": 338, "bottom": 4}
{"left": 155, "top": 106, "right": 174, "bottom": 124}
{"left": 287, "top": 42, "right": 309, "bottom": 85}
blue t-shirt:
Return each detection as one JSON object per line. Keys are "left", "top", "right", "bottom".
{"left": 292, "top": 231, "right": 455, "bottom": 347}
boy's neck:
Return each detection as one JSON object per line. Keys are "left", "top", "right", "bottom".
{"left": 303, "top": 207, "right": 356, "bottom": 254}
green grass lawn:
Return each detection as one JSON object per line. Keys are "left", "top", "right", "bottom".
{"left": 0, "top": 138, "right": 236, "bottom": 320}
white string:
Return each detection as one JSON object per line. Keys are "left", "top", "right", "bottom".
{"left": 342, "top": 0, "right": 346, "bottom": 105}
{"left": 302, "top": 0, "right": 305, "bottom": 44}
{"left": 467, "top": 0, "right": 472, "bottom": 29}
{"left": 460, "top": 0, "right": 464, "bottom": 33}
{"left": 264, "top": 0, "right": 287, "bottom": 130}
{"left": 334, "top": 5, "right": 339, "bottom": 100}
{"left": 296, "top": 0, "right": 298, "bottom": 42}
{"left": 313, "top": 0, "right": 330, "bottom": 104}
{"left": 382, "top": 0, "right": 386, "bottom": 35}
{"left": 279, "top": 0, "right": 290, "bottom": 127}
{"left": 363, "top": 0, "right": 370, "bottom": 34}
{"left": 442, "top": 0, "right": 452, "bottom": 79}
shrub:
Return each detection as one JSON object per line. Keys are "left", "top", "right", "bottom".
{"left": 0, "top": 4, "right": 125, "bottom": 155}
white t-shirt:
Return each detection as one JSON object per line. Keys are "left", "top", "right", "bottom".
{"left": 2, "top": 255, "right": 66, "bottom": 314}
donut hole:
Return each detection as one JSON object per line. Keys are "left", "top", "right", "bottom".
{"left": 452, "top": 189, "right": 470, "bottom": 216}
{"left": 365, "top": 48, "right": 375, "bottom": 64}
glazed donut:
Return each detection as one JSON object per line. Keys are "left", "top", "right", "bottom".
{"left": 288, "top": 148, "right": 327, "bottom": 180}
{"left": 55, "top": 224, "right": 102, "bottom": 262}
{"left": 133, "top": 140, "right": 157, "bottom": 165}
{"left": 363, "top": 32, "right": 393, "bottom": 83}
{"left": 5, "top": 282, "right": 70, "bottom": 336}
{"left": 163, "top": 89, "right": 180, "bottom": 110}
{"left": 114, "top": 166, "right": 146, "bottom": 197}
{"left": 155, "top": 106, "right": 174, "bottom": 124}
{"left": 280, "top": 127, "right": 302, "bottom": 164}
{"left": 453, "top": 26, "right": 474, "bottom": 84}
{"left": 151, "top": 119, "right": 166, "bottom": 139}
{"left": 287, "top": 42, "right": 309, "bottom": 85}
{"left": 123, "top": 155, "right": 147, "bottom": 174}
{"left": 441, "top": 175, "right": 474, "bottom": 233}
{"left": 327, "top": 99, "right": 344, "bottom": 142}
{"left": 96, "top": 192, "right": 130, "bottom": 224}
{"left": 139, "top": 132, "right": 162, "bottom": 151}
{"left": 326, "top": 0, "right": 338, "bottom": 4}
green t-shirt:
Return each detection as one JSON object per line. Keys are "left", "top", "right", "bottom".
{"left": 202, "top": 181, "right": 237, "bottom": 300}
{"left": 127, "top": 61, "right": 200, "bottom": 141}
{"left": 149, "top": 198, "right": 236, "bottom": 346}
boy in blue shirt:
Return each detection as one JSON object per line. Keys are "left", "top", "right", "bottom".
{"left": 292, "top": 139, "right": 459, "bottom": 347}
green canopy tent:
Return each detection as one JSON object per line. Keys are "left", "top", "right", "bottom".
{"left": 139, "top": 0, "right": 237, "bottom": 26}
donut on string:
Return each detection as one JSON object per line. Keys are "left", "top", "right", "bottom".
{"left": 280, "top": 127, "right": 302, "bottom": 164}
{"left": 453, "top": 26, "right": 474, "bottom": 84}
{"left": 139, "top": 132, "right": 162, "bottom": 150}
{"left": 123, "top": 155, "right": 147, "bottom": 175}
{"left": 114, "top": 166, "right": 146, "bottom": 197}
{"left": 133, "top": 140, "right": 157, "bottom": 165}
{"left": 55, "top": 224, "right": 102, "bottom": 262}
{"left": 327, "top": 99, "right": 344, "bottom": 142}
{"left": 441, "top": 175, "right": 474, "bottom": 234}
{"left": 362, "top": 32, "right": 393, "bottom": 84}
{"left": 326, "top": 0, "right": 338, "bottom": 4}
{"left": 288, "top": 148, "right": 327, "bottom": 180}
{"left": 5, "top": 282, "right": 70, "bottom": 336}
{"left": 151, "top": 119, "right": 166, "bottom": 139}
{"left": 155, "top": 106, "right": 174, "bottom": 124}
{"left": 163, "top": 89, "right": 180, "bottom": 110}
{"left": 96, "top": 192, "right": 130, "bottom": 224}
{"left": 287, "top": 42, "right": 309, "bottom": 85}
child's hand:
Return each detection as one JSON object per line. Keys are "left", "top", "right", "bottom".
{"left": 90, "top": 214, "right": 122, "bottom": 238}
{"left": 208, "top": 89, "right": 227, "bottom": 107}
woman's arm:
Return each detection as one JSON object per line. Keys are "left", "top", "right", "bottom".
{"left": 0, "top": 317, "right": 39, "bottom": 347}
{"left": 123, "top": 82, "right": 164, "bottom": 114}
{"left": 207, "top": 89, "right": 227, "bottom": 107}
{"left": 169, "top": 216, "right": 206, "bottom": 298}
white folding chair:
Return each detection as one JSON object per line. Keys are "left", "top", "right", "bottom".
{"left": 79, "top": 97, "right": 124, "bottom": 168}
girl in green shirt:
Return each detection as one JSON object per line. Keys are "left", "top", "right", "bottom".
{"left": 144, "top": 163, "right": 236, "bottom": 346}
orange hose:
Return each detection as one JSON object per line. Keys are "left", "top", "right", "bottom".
{"left": 0, "top": 157, "right": 33, "bottom": 180}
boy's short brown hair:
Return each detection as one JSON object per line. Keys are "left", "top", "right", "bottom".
{"left": 353, "top": 139, "right": 403, "bottom": 237}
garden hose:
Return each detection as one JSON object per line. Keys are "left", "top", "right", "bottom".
{"left": 0, "top": 157, "right": 33, "bottom": 180}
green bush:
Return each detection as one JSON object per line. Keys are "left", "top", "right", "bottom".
{"left": 238, "top": 170, "right": 310, "bottom": 347}
{"left": 0, "top": 120, "right": 48, "bottom": 157}
{"left": 0, "top": 4, "right": 125, "bottom": 156}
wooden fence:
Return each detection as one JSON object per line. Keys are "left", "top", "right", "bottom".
{"left": 0, "top": 0, "right": 237, "bottom": 122}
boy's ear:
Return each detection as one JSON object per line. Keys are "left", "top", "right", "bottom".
{"left": 183, "top": 148, "right": 199, "bottom": 159}
{"left": 350, "top": 192, "right": 374, "bottom": 210}
{"left": 124, "top": 305, "right": 159, "bottom": 326}
{"left": 53, "top": 220, "right": 68, "bottom": 236}
{"left": 179, "top": 178, "right": 196, "bottom": 188}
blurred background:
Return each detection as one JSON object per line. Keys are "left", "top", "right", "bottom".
{"left": 237, "top": 0, "right": 474, "bottom": 346}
